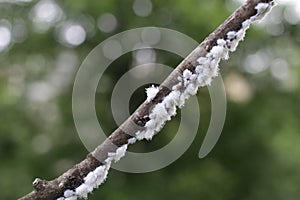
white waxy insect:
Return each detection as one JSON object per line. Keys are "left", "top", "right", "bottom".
{"left": 146, "top": 85, "right": 159, "bottom": 102}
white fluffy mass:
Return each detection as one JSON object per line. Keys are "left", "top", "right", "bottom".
{"left": 146, "top": 85, "right": 159, "bottom": 102}
{"left": 56, "top": 2, "right": 274, "bottom": 200}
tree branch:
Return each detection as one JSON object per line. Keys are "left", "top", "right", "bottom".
{"left": 19, "top": 0, "right": 275, "bottom": 199}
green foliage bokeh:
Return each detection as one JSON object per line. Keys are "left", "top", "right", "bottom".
{"left": 0, "top": 0, "right": 299, "bottom": 199}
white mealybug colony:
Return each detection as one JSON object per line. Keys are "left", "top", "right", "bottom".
{"left": 146, "top": 85, "right": 160, "bottom": 102}
{"left": 56, "top": 2, "right": 274, "bottom": 199}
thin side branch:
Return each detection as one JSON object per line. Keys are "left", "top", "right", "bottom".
{"left": 19, "top": 0, "right": 275, "bottom": 199}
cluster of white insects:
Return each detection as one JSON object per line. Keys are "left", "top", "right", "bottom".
{"left": 57, "top": 2, "right": 274, "bottom": 199}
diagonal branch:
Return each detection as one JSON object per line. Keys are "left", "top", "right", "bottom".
{"left": 19, "top": 0, "right": 275, "bottom": 199}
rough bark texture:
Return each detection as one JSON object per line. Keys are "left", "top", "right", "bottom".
{"left": 19, "top": 0, "right": 274, "bottom": 199}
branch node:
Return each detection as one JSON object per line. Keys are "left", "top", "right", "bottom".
{"left": 32, "top": 178, "right": 47, "bottom": 191}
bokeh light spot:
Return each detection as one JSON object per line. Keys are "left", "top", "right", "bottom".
{"left": 133, "top": 0, "right": 153, "bottom": 17}
{"left": 97, "top": 13, "right": 118, "bottom": 33}
{"left": 59, "top": 23, "right": 86, "bottom": 46}
{"left": 270, "top": 59, "right": 290, "bottom": 81}
{"left": 244, "top": 51, "right": 270, "bottom": 74}
{"left": 141, "top": 27, "right": 161, "bottom": 46}
{"left": 102, "top": 39, "right": 123, "bottom": 60}
{"left": 225, "top": 73, "right": 253, "bottom": 103}
{"left": 0, "top": 26, "right": 11, "bottom": 52}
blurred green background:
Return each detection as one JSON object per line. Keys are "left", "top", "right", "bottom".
{"left": 0, "top": 0, "right": 300, "bottom": 199}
